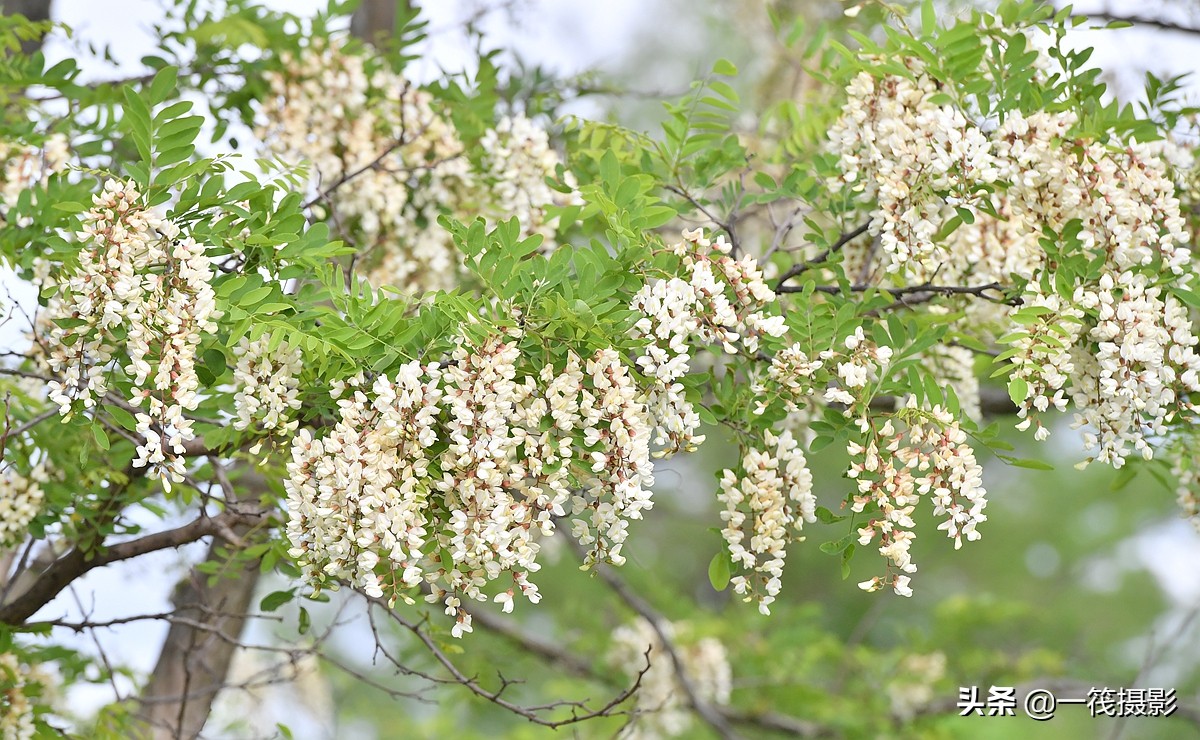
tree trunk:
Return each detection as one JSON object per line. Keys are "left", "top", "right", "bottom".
{"left": 1, "top": 0, "right": 52, "bottom": 55}
{"left": 133, "top": 466, "right": 272, "bottom": 739}
{"left": 133, "top": 526, "right": 266, "bottom": 739}
{"left": 350, "top": 0, "right": 400, "bottom": 43}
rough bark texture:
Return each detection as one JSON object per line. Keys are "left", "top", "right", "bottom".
{"left": 350, "top": 0, "right": 398, "bottom": 43}
{"left": 133, "top": 524, "right": 266, "bottom": 740}
{"left": 1, "top": 0, "right": 52, "bottom": 55}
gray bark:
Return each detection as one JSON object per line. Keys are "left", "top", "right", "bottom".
{"left": 133, "top": 516, "right": 267, "bottom": 739}
{"left": 130, "top": 460, "right": 273, "bottom": 739}
{"left": 1, "top": 0, "right": 52, "bottom": 55}
{"left": 350, "top": 0, "right": 400, "bottom": 43}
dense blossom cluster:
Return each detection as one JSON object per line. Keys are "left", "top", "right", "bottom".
{"left": 852, "top": 400, "right": 987, "bottom": 596}
{"left": 717, "top": 429, "right": 815, "bottom": 614}
{"left": 476, "top": 114, "right": 582, "bottom": 241}
{"left": 259, "top": 39, "right": 466, "bottom": 293}
{"left": 0, "top": 652, "right": 42, "bottom": 740}
{"left": 0, "top": 134, "right": 68, "bottom": 226}
{"left": 1070, "top": 273, "right": 1200, "bottom": 466}
{"left": 285, "top": 332, "right": 658, "bottom": 636}
{"left": 43, "top": 180, "right": 218, "bottom": 483}
{"left": 826, "top": 45, "right": 1200, "bottom": 481}
{"left": 632, "top": 229, "right": 785, "bottom": 453}
{"left": 0, "top": 465, "right": 45, "bottom": 548}
{"left": 609, "top": 618, "right": 731, "bottom": 739}
{"left": 828, "top": 69, "right": 998, "bottom": 275}
{"left": 232, "top": 336, "right": 303, "bottom": 437}
{"left": 260, "top": 42, "right": 577, "bottom": 294}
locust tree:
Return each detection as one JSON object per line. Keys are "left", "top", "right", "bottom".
{"left": 0, "top": 1, "right": 1198, "bottom": 737}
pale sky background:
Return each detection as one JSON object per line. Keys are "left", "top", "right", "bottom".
{"left": 5, "top": 0, "right": 1200, "bottom": 736}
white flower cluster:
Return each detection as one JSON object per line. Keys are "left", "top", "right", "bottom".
{"left": 1005, "top": 288, "right": 1085, "bottom": 440}
{"left": 0, "top": 465, "right": 46, "bottom": 547}
{"left": 260, "top": 42, "right": 577, "bottom": 294}
{"left": 717, "top": 429, "right": 815, "bottom": 615}
{"left": 852, "top": 400, "right": 987, "bottom": 597}
{"left": 0, "top": 652, "right": 38, "bottom": 740}
{"left": 822, "top": 327, "right": 893, "bottom": 408}
{"left": 0, "top": 134, "right": 68, "bottom": 227}
{"left": 477, "top": 114, "right": 582, "bottom": 242}
{"left": 259, "top": 38, "right": 467, "bottom": 294}
{"left": 828, "top": 69, "right": 997, "bottom": 275}
{"left": 830, "top": 62, "right": 1191, "bottom": 283}
{"left": 608, "top": 618, "right": 731, "bottom": 739}
{"left": 829, "top": 59, "right": 1200, "bottom": 476}
{"left": 45, "top": 180, "right": 219, "bottom": 484}
{"left": 232, "top": 336, "right": 303, "bottom": 436}
{"left": 995, "top": 111, "right": 1191, "bottom": 276}
{"left": 1070, "top": 273, "right": 1200, "bottom": 467}
{"left": 631, "top": 229, "right": 785, "bottom": 453}
{"left": 886, "top": 651, "right": 947, "bottom": 721}
{"left": 285, "top": 334, "right": 656, "bottom": 637}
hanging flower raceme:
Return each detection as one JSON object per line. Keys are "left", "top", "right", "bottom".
{"left": 717, "top": 429, "right": 816, "bottom": 615}
{"left": 259, "top": 42, "right": 580, "bottom": 296}
{"left": 0, "top": 464, "right": 46, "bottom": 548}
{"left": 0, "top": 652, "right": 39, "bottom": 740}
{"left": 477, "top": 114, "right": 582, "bottom": 242}
{"left": 44, "top": 179, "right": 219, "bottom": 484}
{"left": 0, "top": 134, "right": 68, "bottom": 227}
{"left": 259, "top": 38, "right": 468, "bottom": 294}
{"left": 631, "top": 228, "right": 786, "bottom": 454}
{"left": 827, "top": 68, "right": 999, "bottom": 277}
{"left": 284, "top": 333, "right": 658, "bottom": 637}
{"left": 827, "top": 39, "right": 1199, "bottom": 490}
{"left": 232, "top": 335, "right": 303, "bottom": 438}
{"left": 852, "top": 400, "right": 987, "bottom": 597}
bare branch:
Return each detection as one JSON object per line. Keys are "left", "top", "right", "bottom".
{"left": 774, "top": 222, "right": 871, "bottom": 291}
{"left": 1072, "top": 10, "right": 1200, "bottom": 36}
{"left": 0, "top": 507, "right": 270, "bottom": 625}
{"left": 370, "top": 595, "right": 648, "bottom": 729}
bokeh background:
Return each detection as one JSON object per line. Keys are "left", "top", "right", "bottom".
{"left": 4, "top": 1, "right": 1200, "bottom": 737}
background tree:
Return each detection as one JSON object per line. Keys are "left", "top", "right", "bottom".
{"left": 0, "top": 1, "right": 1198, "bottom": 739}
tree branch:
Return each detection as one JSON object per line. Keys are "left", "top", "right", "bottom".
{"left": 783, "top": 280, "right": 1017, "bottom": 305}
{"left": 1072, "top": 10, "right": 1200, "bottom": 36}
{"left": 0, "top": 507, "right": 269, "bottom": 625}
